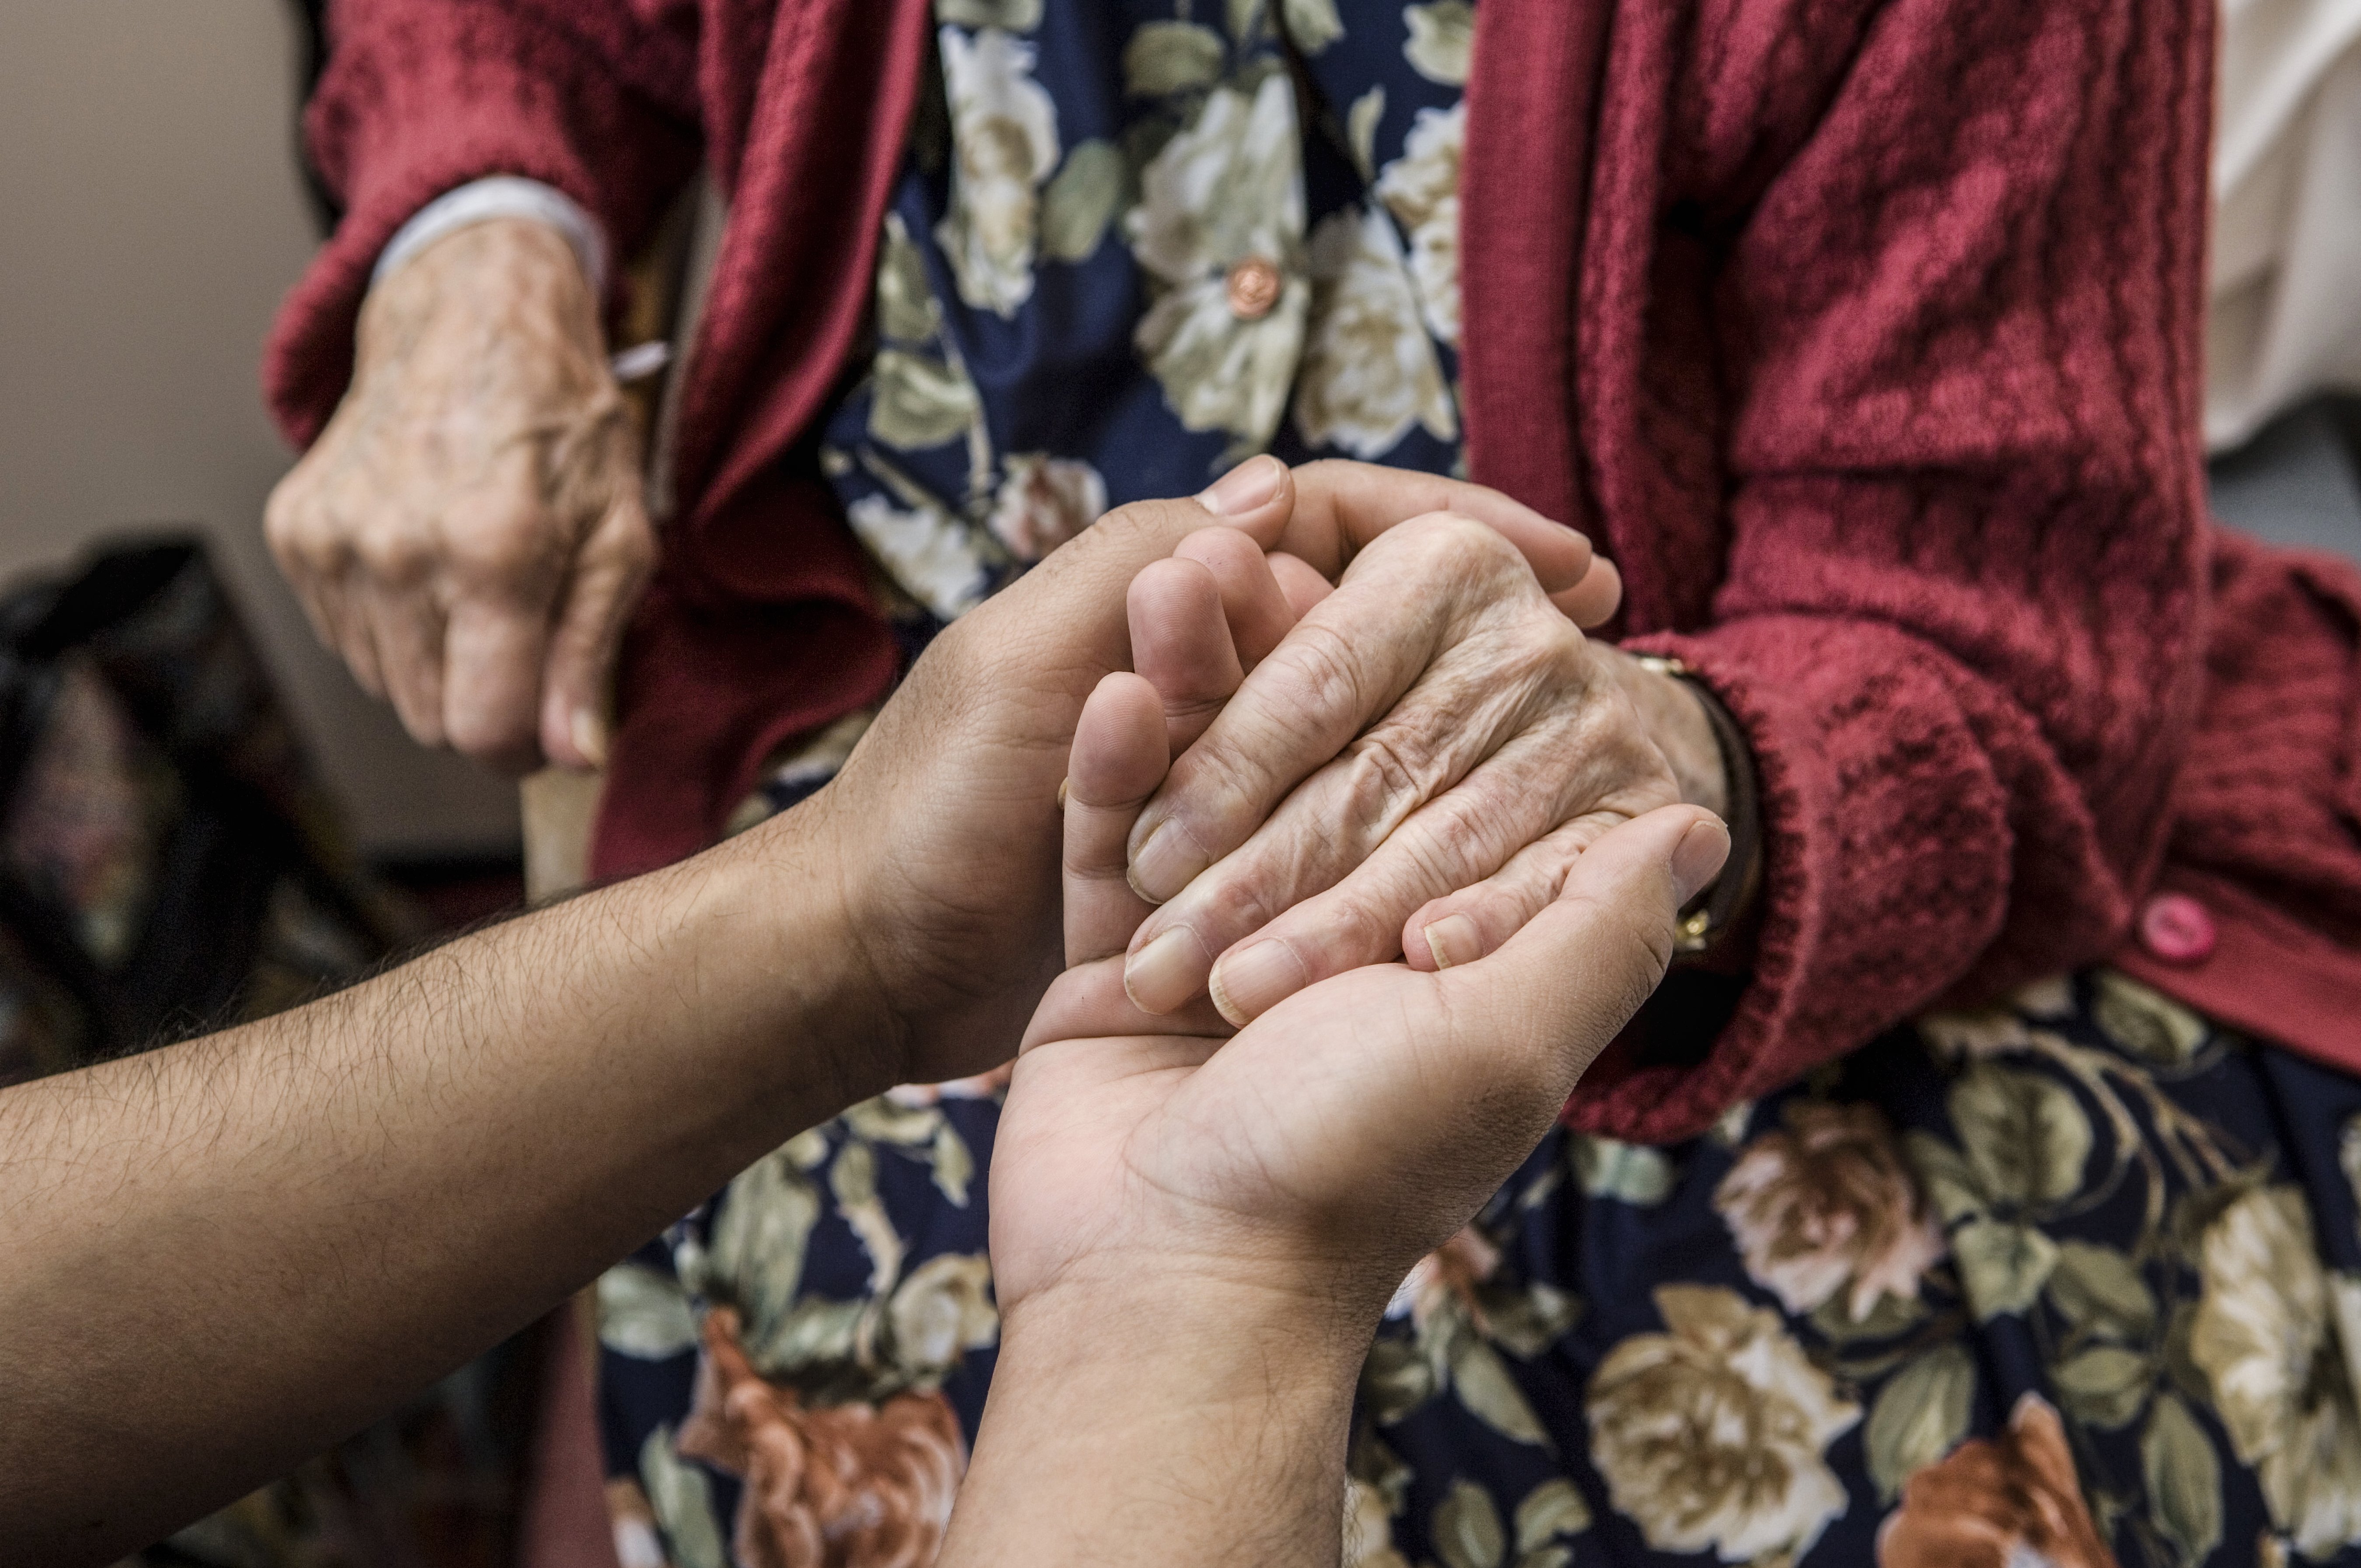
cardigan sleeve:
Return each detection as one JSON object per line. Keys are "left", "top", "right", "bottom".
{"left": 1572, "top": 0, "right": 2216, "bottom": 1139}
{"left": 262, "top": 0, "right": 704, "bottom": 448}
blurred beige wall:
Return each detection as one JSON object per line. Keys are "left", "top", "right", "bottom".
{"left": 0, "top": 1, "right": 520, "bottom": 856}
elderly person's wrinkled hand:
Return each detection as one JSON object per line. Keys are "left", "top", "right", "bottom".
{"left": 812, "top": 458, "right": 1612, "bottom": 1090}
{"left": 264, "top": 219, "right": 650, "bottom": 773}
{"left": 1117, "top": 467, "right": 1729, "bottom": 1024}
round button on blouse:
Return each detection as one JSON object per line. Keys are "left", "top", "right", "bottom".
{"left": 1226, "top": 256, "right": 1282, "bottom": 320}
{"left": 2137, "top": 892, "right": 2216, "bottom": 966}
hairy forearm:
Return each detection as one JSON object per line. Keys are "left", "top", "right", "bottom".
{"left": 943, "top": 1272, "right": 1375, "bottom": 1567}
{"left": 0, "top": 804, "right": 888, "bottom": 1559}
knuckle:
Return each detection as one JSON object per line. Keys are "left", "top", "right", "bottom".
{"left": 449, "top": 518, "right": 560, "bottom": 592}
{"left": 355, "top": 522, "right": 432, "bottom": 584}
{"left": 1268, "top": 618, "right": 1366, "bottom": 723}
{"left": 1341, "top": 730, "right": 1448, "bottom": 834}
{"left": 1423, "top": 510, "right": 1521, "bottom": 570}
{"left": 1186, "top": 861, "right": 1283, "bottom": 942}
{"left": 1313, "top": 890, "right": 1398, "bottom": 965}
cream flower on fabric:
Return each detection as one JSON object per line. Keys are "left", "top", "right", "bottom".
{"left": 1402, "top": 1, "right": 1474, "bottom": 84}
{"left": 1373, "top": 101, "right": 1464, "bottom": 347}
{"left": 1587, "top": 1284, "right": 1860, "bottom": 1563}
{"left": 987, "top": 452, "right": 1105, "bottom": 560}
{"left": 1127, "top": 72, "right": 1309, "bottom": 456}
{"left": 935, "top": 26, "right": 1061, "bottom": 318}
{"left": 2190, "top": 1186, "right": 2361, "bottom": 1558}
{"left": 1293, "top": 204, "right": 1457, "bottom": 459}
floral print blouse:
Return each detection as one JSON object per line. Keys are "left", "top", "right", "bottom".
{"left": 595, "top": 4, "right": 2361, "bottom": 1567}
{"left": 817, "top": 0, "right": 1472, "bottom": 626}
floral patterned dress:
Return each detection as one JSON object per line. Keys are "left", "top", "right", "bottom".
{"left": 594, "top": 4, "right": 2361, "bottom": 1567}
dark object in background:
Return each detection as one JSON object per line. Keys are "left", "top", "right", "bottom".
{"left": 0, "top": 537, "right": 535, "bottom": 1568}
{"left": 288, "top": 0, "right": 340, "bottom": 233}
{"left": 0, "top": 536, "right": 420, "bottom": 1078}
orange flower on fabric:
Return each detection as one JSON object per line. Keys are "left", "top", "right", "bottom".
{"left": 1713, "top": 1102, "right": 1946, "bottom": 1323}
{"left": 677, "top": 1307, "right": 967, "bottom": 1568}
{"left": 1876, "top": 1393, "right": 2116, "bottom": 1568}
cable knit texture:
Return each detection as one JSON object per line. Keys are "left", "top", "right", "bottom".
{"left": 266, "top": 0, "right": 2361, "bottom": 1139}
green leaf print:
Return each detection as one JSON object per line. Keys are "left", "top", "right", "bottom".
{"left": 1402, "top": 1, "right": 1474, "bottom": 84}
{"left": 869, "top": 347, "right": 982, "bottom": 450}
{"left": 876, "top": 213, "right": 942, "bottom": 344}
{"left": 936, "top": 0, "right": 1043, "bottom": 31}
{"left": 1345, "top": 85, "right": 1386, "bottom": 182}
{"left": 1950, "top": 1064, "right": 2093, "bottom": 1208}
{"left": 1279, "top": 0, "right": 1345, "bottom": 52}
{"left": 2046, "top": 1240, "right": 2158, "bottom": 1342}
{"left": 2092, "top": 971, "right": 2210, "bottom": 1065}
{"left": 1953, "top": 1217, "right": 2061, "bottom": 1319}
{"left": 640, "top": 1426, "right": 727, "bottom": 1568}
{"left": 839, "top": 1096, "right": 944, "bottom": 1147}
{"left": 1122, "top": 21, "right": 1226, "bottom": 97}
{"left": 1865, "top": 1344, "right": 1975, "bottom": 1501}
{"left": 829, "top": 1138, "right": 905, "bottom": 1293}
{"left": 597, "top": 1262, "right": 701, "bottom": 1361}
{"left": 1569, "top": 1134, "right": 1676, "bottom": 1206}
{"left": 745, "top": 1293, "right": 865, "bottom": 1379}
{"left": 1432, "top": 1478, "right": 1507, "bottom": 1568}
{"left": 1226, "top": 0, "right": 1266, "bottom": 44}
{"left": 1511, "top": 1477, "right": 1592, "bottom": 1552}
{"left": 2053, "top": 1344, "right": 2154, "bottom": 1430}
{"left": 2141, "top": 1391, "right": 2224, "bottom": 1565}
{"left": 1810, "top": 1283, "right": 1926, "bottom": 1345}
{"left": 1483, "top": 1280, "right": 1582, "bottom": 1359}
{"left": 1041, "top": 139, "right": 1127, "bottom": 262}
{"left": 1902, "top": 1128, "right": 1989, "bottom": 1224}
{"left": 1361, "top": 1335, "right": 1438, "bottom": 1425}
{"left": 704, "top": 1142, "right": 823, "bottom": 1340}
{"left": 1449, "top": 1337, "right": 1548, "bottom": 1446}
{"left": 929, "top": 1121, "right": 975, "bottom": 1204}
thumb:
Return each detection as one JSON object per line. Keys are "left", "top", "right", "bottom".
{"left": 1434, "top": 805, "right": 1729, "bottom": 1092}
{"left": 538, "top": 490, "right": 655, "bottom": 770}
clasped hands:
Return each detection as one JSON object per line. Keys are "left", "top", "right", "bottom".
{"left": 813, "top": 455, "right": 1728, "bottom": 1346}
{"left": 904, "top": 458, "right": 1729, "bottom": 1561}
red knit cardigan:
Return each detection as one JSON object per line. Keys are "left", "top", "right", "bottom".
{"left": 266, "top": 0, "right": 2361, "bottom": 1140}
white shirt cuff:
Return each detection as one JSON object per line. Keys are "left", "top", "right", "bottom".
{"left": 370, "top": 176, "right": 609, "bottom": 295}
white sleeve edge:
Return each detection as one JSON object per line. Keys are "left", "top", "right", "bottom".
{"left": 369, "top": 176, "right": 610, "bottom": 295}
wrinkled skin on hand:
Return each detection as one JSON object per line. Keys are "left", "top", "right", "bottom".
{"left": 989, "top": 669, "right": 1727, "bottom": 1323}
{"left": 265, "top": 219, "right": 651, "bottom": 773}
{"left": 1118, "top": 505, "right": 1729, "bottom": 1026}
{"left": 806, "top": 459, "right": 1613, "bottom": 1092}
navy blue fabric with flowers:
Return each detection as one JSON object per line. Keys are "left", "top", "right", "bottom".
{"left": 592, "top": 3, "right": 2361, "bottom": 1565}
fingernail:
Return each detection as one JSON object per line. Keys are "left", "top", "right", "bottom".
{"left": 1196, "top": 454, "right": 1284, "bottom": 517}
{"left": 1127, "top": 818, "right": 1210, "bottom": 904}
{"left": 1672, "top": 818, "right": 1731, "bottom": 905}
{"left": 1423, "top": 915, "right": 1480, "bottom": 970}
{"left": 1125, "top": 927, "right": 1209, "bottom": 1015}
{"left": 571, "top": 707, "right": 609, "bottom": 768}
{"left": 1208, "top": 939, "right": 1306, "bottom": 1027}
